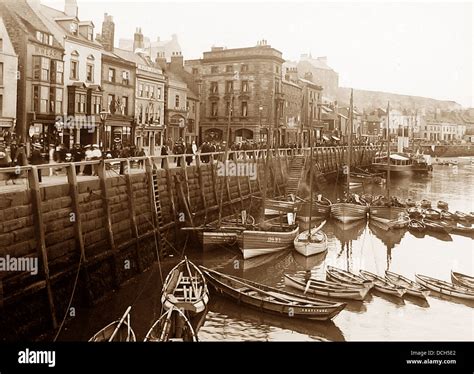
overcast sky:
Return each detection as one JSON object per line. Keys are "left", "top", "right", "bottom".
{"left": 41, "top": 0, "right": 473, "bottom": 108}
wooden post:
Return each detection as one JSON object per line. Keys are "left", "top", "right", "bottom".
{"left": 124, "top": 160, "right": 141, "bottom": 271}
{"left": 28, "top": 166, "right": 58, "bottom": 329}
{"left": 98, "top": 161, "right": 116, "bottom": 251}
{"left": 163, "top": 156, "right": 179, "bottom": 238}
{"left": 174, "top": 174, "right": 195, "bottom": 228}
{"left": 66, "top": 164, "right": 92, "bottom": 304}
{"left": 180, "top": 154, "right": 192, "bottom": 212}
{"left": 195, "top": 156, "right": 208, "bottom": 218}
{"left": 209, "top": 155, "right": 219, "bottom": 206}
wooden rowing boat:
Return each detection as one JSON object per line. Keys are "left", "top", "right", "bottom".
{"left": 454, "top": 211, "right": 472, "bottom": 222}
{"left": 369, "top": 206, "right": 407, "bottom": 225}
{"left": 384, "top": 270, "right": 430, "bottom": 299}
{"left": 325, "top": 265, "right": 373, "bottom": 289}
{"left": 331, "top": 202, "right": 368, "bottom": 223}
{"left": 387, "top": 213, "right": 410, "bottom": 229}
{"left": 89, "top": 306, "right": 136, "bottom": 342}
{"left": 144, "top": 306, "right": 199, "bottom": 342}
{"left": 419, "top": 199, "right": 432, "bottom": 209}
{"left": 415, "top": 274, "right": 474, "bottom": 300}
{"left": 405, "top": 198, "right": 416, "bottom": 207}
{"left": 284, "top": 274, "right": 370, "bottom": 301}
{"left": 239, "top": 224, "right": 299, "bottom": 260}
{"left": 408, "top": 219, "right": 425, "bottom": 233}
{"left": 451, "top": 271, "right": 474, "bottom": 290}
{"left": 161, "top": 257, "right": 209, "bottom": 316}
{"left": 437, "top": 200, "right": 449, "bottom": 210}
{"left": 293, "top": 221, "right": 328, "bottom": 257}
{"left": 422, "top": 218, "right": 452, "bottom": 234}
{"left": 359, "top": 270, "right": 406, "bottom": 297}
{"left": 423, "top": 208, "right": 441, "bottom": 220}
{"left": 407, "top": 207, "right": 423, "bottom": 219}
{"left": 200, "top": 267, "right": 346, "bottom": 321}
{"left": 440, "top": 210, "right": 456, "bottom": 221}
{"left": 298, "top": 195, "right": 332, "bottom": 221}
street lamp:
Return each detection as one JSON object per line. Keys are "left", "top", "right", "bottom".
{"left": 99, "top": 110, "right": 109, "bottom": 150}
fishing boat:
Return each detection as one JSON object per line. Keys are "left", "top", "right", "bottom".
{"left": 440, "top": 210, "right": 456, "bottom": 221}
{"left": 422, "top": 218, "right": 452, "bottom": 234}
{"left": 325, "top": 265, "right": 373, "bottom": 289}
{"left": 161, "top": 257, "right": 209, "bottom": 318}
{"left": 144, "top": 307, "right": 199, "bottom": 342}
{"left": 423, "top": 208, "right": 441, "bottom": 220}
{"left": 359, "top": 270, "right": 406, "bottom": 297}
{"left": 294, "top": 220, "right": 328, "bottom": 257}
{"left": 200, "top": 267, "right": 346, "bottom": 321}
{"left": 408, "top": 219, "right": 425, "bottom": 233}
{"left": 415, "top": 274, "right": 474, "bottom": 300}
{"left": 298, "top": 195, "right": 332, "bottom": 221}
{"left": 450, "top": 222, "right": 474, "bottom": 237}
{"left": 331, "top": 90, "right": 368, "bottom": 224}
{"left": 284, "top": 274, "right": 370, "bottom": 301}
{"left": 419, "top": 199, "right": 432, "bottom": 209}
{"left": 437, "top": 201, "right": 449, "bottom": 210}
{"left": 260, "top": 195, "right": 301, "bottom": 217}
{"left": 89, "top": 306, "right": 136, "bottom": 342}
{"left": 387, "top": 213, "right": 410, "bottom": 229}
{"left": 405, "top": 198, "right": 416, "bottom": 207}
{"left": 384, "top": 270, "right": 430, "bottom": 299}
{"left": 407, "top": 207, "right": 423, "bottom": 219}
{"left": 451, "top": 271, "right": 474, "bottom": 289}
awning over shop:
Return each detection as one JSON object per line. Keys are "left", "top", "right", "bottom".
{"left": 332, "top": 136, "right": 340, "bottom": 141}
{"left": 322, "top": 135, "right": 330, "bottom": 141}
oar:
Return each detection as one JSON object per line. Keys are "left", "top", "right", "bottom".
{"left": 108, "top": 305, "right": 132, "bottom": 342}
{"left": 304, "top": 279, "right": 313, "bottom": 294}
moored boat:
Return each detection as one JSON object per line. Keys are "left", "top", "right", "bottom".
{"left": 419, "top": 199, "right": 432, "bottom": 209}
{"left": 359, "top": 270, "right": 406, "bottom": 297}
{"left": 369, "top": 205, "right": 407, "bottom": 225}
{"left": 454, "top": 211, "right": 474, "bottom": 222}
{"left": 325, "top": 265, "right": 373, "bottom": 289}
{"left": 437, "top": 200, "right": 449, "bottom": 210}
{"left": 440, "top": 210, "right": 456, "bottom": 221}
{"left": 408, "top": 219, "right": 425, "bottom": 233}
{"left": 407, "top": 207, "right": 423, "bottom": 219}
{"left": 294, "top": 221, "right": 328, "bottom": 257}
{"left": 451, "top": 271, "right": 474, "bottom": 289}
{"left": 298, "top": 195, "right": 332, "bottom": 221}
{"left": 200, "top": 267, "right": 346, "bottom": 321}
{"left": 422, "top": 218, "right": 452, "bottom": 234}
{"left": 405, "top": 198, "right": 416, "bottom": 207}
{"left": 415, "top": 274, "right": 474, "bottom": 300}
{"left": 331, "top": 199, "right": 368, "bottom": 223}
{"left": 387, "top": 213, "right": 410, "bottom": 229}
{"left": 284, "top": 274, "right": 370, "bottom": 301}
{"left": 423, "top": 208, "right": 441, "bottom": 220}
{"left": 384, "top": 270, "right": 430, "bottom": 299}
{"left": 144, "top": 306, "right": 199, "bottom": 342}
{"left": 89, "top": 306, "right": 136, "bottom": 342}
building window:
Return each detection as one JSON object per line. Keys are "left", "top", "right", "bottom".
{"left": 241, "top": 80, "right": 249, "bottom": 92}
{"left": 192, "top": 68, "right": 198, "bottom": 75}
{"left": 138, "top": 84, "right": 143, "bottom": 97}
{"left": 211, "top": 102, "right": 218, "bottom": 117}
{"left": 210, "top": 82, "right": 218, "bottom": 93}
{"left": 145, "top": 85, "right": 149, "bottom": 98}
{"left": 0, "top": 95, "right": 3, "bottom": 116}
{"left": 87, "top": 27, "right": 93, "bottom": 41}
{"left": 108, "top": 68, "right": 116, "bottom": 83}
{"left": 92, "top": 95, "right": 101, "bottom": 114}
{"left": 86, "top": 64, "right": 94, "bottom": 82}
{"left": 70, "top": 22, "right": 78, "bottom": 36}
{"left": 70, "top": 60, "right": 79, "bottom": 80}
{"left": 276, "top": 66, "right": 280, "bottom": 74}
{"left": 51, "top": 60, "right": 64, "bottom": 84}
{"left": 175, "top": 94, "right": 180, "bottom": 108}
{"left": 0, "top": 62, "right": 3, "bottom": 85}
{"left": 157, "top": 87, "right": 162, "bottom": 99}
{"left": 35, "top": 86, "right": 49, "bottom": 113}
{"left": 49, "top": 87, "right": 63, "bottom": 114}
{"left": 225, "top": 101, "right": 231, "bottom": 116}
{"left": 211, "top": 66, "right": 218, "bottom": 74}
{"left": 108, "top": 94, "right": 116, "bottom": 114}
{"left": 192, "top": 101, "right": 195, "bottom": 114}
{"left": 122, "top": 71, "right": 129, "bottom": 85}
{"left": 150, "top": 86, "right": 155, "bottom": 99}
{"left": 121, "top": 97, "right": 128, "bottom": 115}
{"left": 225, "top": 81, "right": 233, "bottom": 93}
{"left": 0, "top": 38, "right": 3, "bottom": 52}
{"left": 241, "top": 64, "right": 248, "bottom": 72}
{"left": 241, "top": 101, "right": 248, "bottom": 117}
{"left": 41, "top": 57, "right": 50, "bottom": 81}
{"left": 48, "top": 35, "right": 53, "bottom": 46}
{"left": 76, "top": 93, "right": 86, "bottom": 113}
{"left": 274, "top": 78, "right": 280, "bottom": 93}
{"left": 186, "top": 100, "right": 189, "bottom": 111}
{"left": 225, "top": 65, "right": 233, "bottom": 73}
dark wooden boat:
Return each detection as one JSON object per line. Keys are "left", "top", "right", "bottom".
{"left": 89, "top": 306, "right": 136, "bottom": 342}
{"left": 408, "top": 219, "right": 425, "bottom": 233}
{"left": 423, "top": 208, "right": 441, "bottom": 220}
{"left": 415, "top": 274, "right": 474, "bottom": 300}
{"left": 437, "top": 200, "right": 449, "bottom": 210}
{"left": 440, "top": 210, "right": 456, "bottom": 221}
{"left": 422, "top": 218, "right": 452, "bottom": 234}
{"left": 407, "top": 207, "right": 423, "bottom": 219}
{"left": 450, "top": 222, "right": 474, "bottom": 237}
{"left": 144, "top": 307, "right": 199, "bottom": 342}
{"left": 359, "top": 270, "right": 406, "bottom": 297}
{"left": 325, "top": 265, "right": 373, "bottom": 289}
{"left": 298, "top": 195, "right": 332, "bottom": 221}
{"left": 419, "top": 199, "right": 432, "bottom": 209}
{"left": 200, "top": 267, "right": 346, "bottom": 321}
{"left": 162, "top": 258, "right": 209, "bottom": 316}
{"left": 387, "top": 213, "right": 410, "bottom": 229}
{"left": 385, "top": 270, "right": 430, "bottom": 299}
{"left": 451, "top": 271, "right": 474, "bottom": 289}
{"left": 405, "top": 198, "right": 416, "bottom": 207}
{"left": 284, "top": 274, "right": 370, "bottom": 301}
{"left": 257, "top": 195, "right": 301, "bottom": 216}
{"left": 369, "top": 206, "right": 407, "bottom": 225}
{"left": 454, "top": 211, "right": 471, "bottom": 222}
{"left": 330, "top": 201, "right": 368, "bottom": 223}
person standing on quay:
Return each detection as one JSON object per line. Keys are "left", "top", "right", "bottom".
{"left": 30, "top": 143, "right": 44, "bottom": 182}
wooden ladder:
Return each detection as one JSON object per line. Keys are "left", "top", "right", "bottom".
{"left": 151, "top": 167, "right": 168, "bottom": 254}
{"left": 286, "top": 155, "right": 306, "bottom": 196}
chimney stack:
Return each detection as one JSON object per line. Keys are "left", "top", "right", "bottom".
{"left": 64, "top": 0, "right": 78, "bottom": 18}
{"left": 156, "top": 52, "right": 167, "bottom": 70}
{"left": 133, "top": 27, "right": 144, "bottom": 52}
{"left": 169, "top": 51, "right": 183, "bottom": 72}
{"left": 101, "top": 13, "right": 115, "bottom": 52}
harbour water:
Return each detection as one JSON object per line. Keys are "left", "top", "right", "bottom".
{"left": 59, "top": 161, "right": 474, "bottom": 342}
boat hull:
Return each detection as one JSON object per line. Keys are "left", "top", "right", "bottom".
{"left": 451, "top": 271, "right": 474, "bottom": 290}
{"left": 359, "top": 270, "right": 406, "bottom": 298}
{"left": 293, "top": 231, "right": 327, "bottom": 257}
{"left": 240, "top": 226, "right": 299, "bottom": 260}
{"left": 331, "top": 203, "right": 368, "bottom": 223}
{"left": 385, "top": 270, "right": 430, "bottom": 299}
{"left": 369, "top": 206, "right": 407, "bottom": 225}
{"left": 415, "top": 274, "right": 474, "bottom": 300}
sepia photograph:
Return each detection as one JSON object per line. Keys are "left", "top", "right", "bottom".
{"left": 0, "top": 0, "right": 472, "bottom": 371}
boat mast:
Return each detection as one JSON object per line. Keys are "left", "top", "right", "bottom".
{"left": 346, "top": 89, "right": 353, "bottom": 196}
{"left": 260, "top": 94, "right": 272, "bottom": 223}
{"left": 308, "top": 98, "right": 313, "bottom": 234}
{"left": 386, "top": 101, "right": 391, "bottom": 201}
{"left": 218, "top": 96, "right": 233, "bottom": 227}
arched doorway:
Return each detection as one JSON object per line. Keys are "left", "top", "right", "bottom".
{"left": 235, "top": 128, "right": 254, "bottom": 142}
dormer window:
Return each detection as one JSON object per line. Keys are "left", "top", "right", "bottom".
{"left": 87, "top": 27, "right": 93, "bottom": 41}
{"left": 36, "top": 31, "right": 53, "bottom": 46}
{"left": 70, "top": 22, "right": 78, "bottom": 36}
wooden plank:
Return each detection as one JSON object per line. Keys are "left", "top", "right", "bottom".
{"left": 209, "top": 156, "right": 219, "bottom": 206}
{"left": 195, "top": 156, "right": 208, "bottom": 218}
{"left": 66, "top": 163, "right": 92, "bottom": 304}
{"left": 125, "top": 160, "right": 141, "bottom": 271}
{"left": 28, "top": 166, "right": 58, "bottom": 329}
{"left": 98, "top": 161, "right": 116, "bottom": 251}
{"left": 235, "top": 161, "right": 244, "bottom": 211}
{"left": 163, "top": 156, "right": 179, "bottom": 237}
{"left": 180, "top": 154, "right": 192, "bottom": 211}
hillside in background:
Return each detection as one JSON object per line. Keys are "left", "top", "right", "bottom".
{"left": 337, "top": 87, "right": 463, "bottom": 112}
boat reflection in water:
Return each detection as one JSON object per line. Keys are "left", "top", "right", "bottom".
{"left": 292, "top": 250, "right": 328, "bottom": 272}
{"left": 369, "top": 220, "right": 407, "bottom": 270}
{"left": 201, "top": 295, "right": 346, "bottom": 342}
